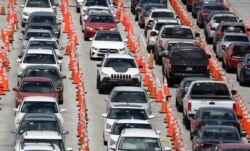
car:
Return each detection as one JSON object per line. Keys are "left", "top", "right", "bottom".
{"left": 14, "top": 131, "right": 72, "bottom": 151}
{"left": 17, "top": 65, "right": 66, "bottom": 103}
{"left": 213, "top": 22, "right": 247, "bottom": 48}
{"left": 137, "top": 4, "right": 166, "bottom": 28}
{"left": 12, "top": 113, "right": 69, "bottom": 143}
{"left": 107, "top": 119, "right": 152, "bottom": 151}
{"left": 113, "top": 128, "right": 171, "bottom": 151}
{"left": 134, "top": 0, "right": 161, "bottom": 20}
{"left": 13, "top": 77, "right": 61, "bottom": 107}
{"left": 143, "top": 8, "right": 175, "bottom": 29}
{"left": 216, "top": 33, "right": 250, "bottom": 60}
{"left": 89, "top": 30, "right": 126, "bottom": 59}
{"left": 204, "top": 12, "right": 239, "bottom": 43}
{"left": 162, "top": 45, "right": 210, "bottom": 86}
{"left": 102, "top": 104, "right": 155, "bottom": 145}
{"left": 175, "top": 77, "right": 211, "bottom": 112}
{"left": 20, "top": 0, "right": 56, "bottom": 27}
{"left": 154, "top": 25, "right": 198, "bottom": 54}
{"left": 24, "top": 37, "right": 63, "bottom": 58}
{"left": 105, "top": 86, "right": 154, "bottom": 114}
{"left": 14, "top": 143, "right": 61, "bottom": 151}
{"left": 192, "top": 125, "right": 242, "bottom": 151}
{"left": 80, "top": 6, "right": 112, "bottom": 30}
{"left": 196, "top": 2, "right": 228, "bottom": 28}
{"left": 145, "top": 18, "right": 180, "bottom": 54}
{"left": 84, "top": 14, "right": 117, "bottom": 40}
{"left": 96, "top": 53, "right": 142, "bottom": 94}
{"left": 213, "top": 143, "right": 250, "bottom": 151}
{"left": 222, "top": 42, "right": 250, "bottom": 72}
{"left": 17, "top": 49, "right": 62, "bottom": 74}
{"left": 20, "top": 29, "right": 53, "bottom": 49}
{"left": 23, "top": 23, "right": 56, "bottom": 38}
{"left": 27, "top": 12, "right": 61, "bottom": 38}
{"left": 189, "top": 107, "right": 242, "bottom": 139}
{"left": 79, "top": 0, "right": 111, "bottom": 15}
{"left": 13, "top": 96, "right": 66, "bottom": 128}
{"left": 182, "top": 80, "right": 237, "bottom": 129}
{"left": 237, "top": 53, "right": 250, "bottom": 85}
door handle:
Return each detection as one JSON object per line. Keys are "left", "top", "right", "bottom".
{"left": 209, "top": 102, "right": 215, "bottom": 105}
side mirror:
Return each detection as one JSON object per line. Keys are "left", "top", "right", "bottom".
{"left": 60, "top": 75, "right": 66, "bottom": 79}
{"left": 195, "top": 33, "right": 200, "bottom": 37}
{"left": 20, "top": 4, "right": 24, "bottom": 8}
{"left": 19, "top": 36, "right": 23, "bottom": 40}
{"left": 58, "top": 56, "right": 63, "bottom": 60}
{"left": 150, "top": 31, "right": 158, "bottom": 36}
{"left": 60, "top": 109, "right": 67, "bottom": 113}
{"left": 138, "top": 65, "right": 143, "bottom": 68}
{"left": 13, "top": 108, "right": 19, "bottom": 112}
{"left": 104, "top": 98, "right": 109, "bottom": 102}
{"left": 17, "top": 74, "right": 22, "bottom": 78}
{"left": 159, "top": 51, "right": 168, "bottom": 57}
{"left": 13, "top": 88, "right": 18, "bottom": 91}
{"left": 188, "top": 113, "right": 195, "bottom": 119}
{"left": 66, "top": 148, "right": 73, "bottom": 151}
{"left": 237, "top": 115, "right": 242, "bottom": 119}
{"left": 221, "top": 45, "right": 226, "bottom": 50}
{"left": 164, "top": 147, "right": 172, "bottom": 151}
{"left": 239, "top": 19, "right": 243, "bottom": 23}
{"left": 110, "top": 146, "right": 115, "bottom": 150}
{"left": 52, "top": 6, "right": 56, "bottom": 9}
{"left": 57, "top": 21, "right": 62, "bottom": 25}
{"left": 59, "top": 46, "right": 65, "bottom": 50}
{"left": 102, "top": 113, "right": 108, "bottom": 118}
{"left": 156, "top": 130, "right": 161, "bottom": 135}
{"left": 96, "top": 64, "right": 101, "bottom": 67}
{"left": 241, "top": 133, "right": 247, "bottom": 137}
{"left": 11, "top": 129, "right": 17, "bottom": 134}
{"left": 62, "top": 130, "right": 69, "bottom": 135}
{"left": 16, "top": 58, "right": 21, "bottom": 63}
{"left": 231, "top": 90, "right": 237, "bottom": 95}
{"left": 56, "top": 88, "right": 62, "bottom": 93}
{"left": 115, "top": 20, "right": 120, "bottom": 24}
{"left": 148, "top": 115, "right": 155, "bottom": 119}
{"left": 89, "top": 38, "right": 93, "bottom": 41}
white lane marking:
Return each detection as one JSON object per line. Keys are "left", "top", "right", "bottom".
{"left": 140, "top": 34, "right": 147, "bottom": 47}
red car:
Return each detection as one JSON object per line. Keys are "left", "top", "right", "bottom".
{"left": 83, "top": 14, "right": 118, "bottom": 41}
{"left": 13, "top": 77, "right": 61, "bottom": 107}
{"left": 222, "top": 42, "right": 250, "bottom": 72}
{"left": 214, "top": 143, "right": 250, "bottom": 150}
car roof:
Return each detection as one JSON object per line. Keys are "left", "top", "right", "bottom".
{"left": 105, "top": 53, "right": 134, "bottom": 59}
{"left": 111, "top": 104, "right": 145, "bottom": 109}
{"left": 212, "top": 12, "right": 237, "bottom": 17}
{"left": 121, "top": 129, "right": 159, "bottom": 138}
{"left": 26, "top": 49, "right": 54, "bottom": 55}
{"left": 23, "top": 96, "right": 57, "bottom": 102}
{"left": 112, "top": 86, "right": 145, "bottom": 92}
{"left": 23, "top": 113, "right": 57, "bottom": 121}
{"left": 23, "top": 131, "right": 62, "bottom": 140}
{"left": 22, "top": 77, "right": 52, "bottom": 82}
{"left": 202, "top": 125, "right": 238, "bottom": 129}
{"left": 217, "top": 143, "right": 250, "bottom": 149}
{"left": 115, "top": 119, "right": 150, "bottom": 124}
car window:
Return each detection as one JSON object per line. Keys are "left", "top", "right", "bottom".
{"left": 232, "top": 44, "right": 250, "bottom": 56}
{"left": 222, "top": 26, "right": 246, "bottom": 33}
{"left": 25, "top": 32, "right": 51, "bottom": 40}
{"left": 23, "top": 54, "right": 56, "bottom": 64}
{"left": 151, "top": 12, "right": 174, "bottom": 18}
{"left": 202, "top": 128, "right": 240, "bottom": 141}
{"left": 28, "top": 41, "right": 58, "bottom": 49}
{"left": 145, "top": 5, "right": 165, "bottom": 11}
{"left": 20, "top": 81, "right": 55, "bottom": 93}
{"left": 109, "top": 109, "right": 147, "bottom": 120}
{"left": 85, "top": 0, "right": 108, "bottom": 6}
{"left": 95, "top": 32, "right": 122, "bottom": 41}
{"left": 213, "top": 16, "right": 237, "bottom": 23}
{"left": 111, "top": 91, "right": 148, "bottom": 103}
{"left": 171, "top": 49, "right": 207, "bottom": 62}
{"left": 21, "top": 102, "right": 58, "bottom": 113}
{"left": 224, "top": 36, "right": 249, "bottom": 42}
{"left": 161, "top": 28, "right": 194, "bottom": 39}
{"left": 19, "top": 120, "right": 59, "bottom": 134}
{"left": 24, "top": 68, "right": 59, "bottom": 79}
{"left": 139, "top": 0, "right": 161, "bottom": 4}
{"left": 29, "top": 16, "right": 56, "bottom": 24}
{"left": 201, "top": 110, "right": 236, "bottom": 120}
{"left": 203, "top": 5, "right": 226, "bottom": 11}
{"left": 104, "top": 58, "right": 136, "bottom": 68}
{"left": 89, "top": 15, "right": 114, "bottom": 23}
{"left": 87, "top": 8, "right": 111, "bottom": 15}
{"left": 23, "top": 139, "right": 64, "bottom": 151}
{"left": 112, "top": 123, "right": 152, "bottom": 135}
{"left": 26, "top": 0, "right": 51, "bottom": 8}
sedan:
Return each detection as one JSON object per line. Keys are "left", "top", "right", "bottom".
{"left": 84, "top": 14, "right": 118, "bottom": 40}
{"left": 237, "top": 53, "right": 250, "bottom": 85}
{"left": 214, "top": 143, "right": 250, "bottom": 151}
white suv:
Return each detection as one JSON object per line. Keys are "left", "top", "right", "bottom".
{"left": 15, "top": 143, "right": 61, "bottom": 151}
{"left": 96, "top": 53, "right": 141, "bottom": 94}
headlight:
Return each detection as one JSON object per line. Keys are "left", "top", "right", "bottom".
{"left": 23, "top": 11, "right": 29, "bottom": 16}
{"left": 119, "top": 48, "right": 125, "bottom": 51}
{"left": 106, "top": 123, "right": 112, "bottom": 130}
{"left": 101, "top": 71, "right": 109, "bottom": 76}
{"left": 110, "top": 28, "right": 117, "bottom": 31}
{"left": 91, "top": 46, "right": 98, "bottom": 50}
{"left": 86, "top": 26, "right": 94, "bottom": 30}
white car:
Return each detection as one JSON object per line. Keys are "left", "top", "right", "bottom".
{"left": 14, "top": 143, "right": 61, "bottom": 151}
{"left": 102, "top": 104, "right": 155, "bottom": 145}
{"left": 113, "top": 128, "right": 171, "bottom": 151}
{"left": 96, "top": 53, "right": 141, "bottom": 94}
{"left": 17, "top": 49, "right": 62, "bottom": 74}
{"left": 21, "top": 0, "right": 56, "bottom": 27}
{"left": 107, "top": 119, "right": 152, "bottom": 151}
{"left": 14, "top": 96, "right": 66, "bottom": 128}
{"left": 80, "top": 6, "right": 112, "bottom": 31}
{"left": 90, "top": 30, "right": 126, "bottom": 59}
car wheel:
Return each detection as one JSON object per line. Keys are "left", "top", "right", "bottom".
{"left": 166, "top": 76, "right": 173, "bottom": 87}
{"left": 144, "top": 30, "right": 147, "bottom": 37}
{"left": 76, "top": 7, "right": 80, "bottom": 13}
{"left": 96, "top": 76, "right": 100, "bottom": 89}
{"left": 225, "top": 62, "right": 232, "bottom": 73}
{"left": 98, "top": 87, "right": 105, "bottom": 94}
{"left": 184, "top": 115, "right": 191, "bottom": 129}
{"left": 190, "top": 131, "right": 193, "bottom": 140}
{"left": 21, "top": 21, "right": 25, "bottom": 28}
{"left": 176, "top": 98, "right": 182, "bottom": 112}
{"left": 239, "top": 74, "right": 245, "bottom": 86}
{"left": 59, "top": 98, "right": 63, "bottom": 104}
{"left": 135, "top": 14, "right": 138, "bottom": 21}
{"left": 222, "top": 60, "right": 226, "bottom": 69}
{"left": 236, "top": 72, "right": 239, "bottom": 81}
{"left": 187, "top": 5, "right": 192, "bottom": 12}
{"left": 84, "top": 36, "right": 89, "bottom": 41}
{"left": 103, "top": 141, "right": 107, "bottom": 146}
{"left": 80, "top": 17, "right": 82, "bottom": 25}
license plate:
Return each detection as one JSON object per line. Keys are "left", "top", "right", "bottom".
{"left": 186, "top": 67, "right": 193, "bottom": 71}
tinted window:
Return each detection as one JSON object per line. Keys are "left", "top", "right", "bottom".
{"left": 111, "top": 91, "right": 148, "bottom": 103}
{"left": 145, "top": 5, "right": 165, "bottom": 11}
{"left": 25, "top": 32, "right": 51, "bottom": 40}
{"left": 225, "top": 149, "right": 250, "bottom": 151}
{"left": 85, "top": 0, "right": 108, "bottom": 6}
{"left": 95, "top": 32, "right": 122, "bottom": 41}
{"left": 28, "top": 41, "right": 58, "bottom": 49}
{"left": 139, "top": 0, "right": 161, "bottom": 4}
{"left": 171, "top": 49, "right": 207, "bottom": 62}
{"left": 203, "top": 5, "right": 226, "bottom": 11}
{"left": 214, "top": 16, "right": 237, "bottom": 23}
{"left": 87, "top": 8, "right": 111, "bottom": 15}
{"left": 201, "top": 110, "right": 236, "bottom": 120}
{"left": 109, "top": 109, "right": 147, "bottom": 120}
{"left": 21, "top": 102, "right": 58, "bottom": 113}
{"left": 202, "top": 128, "right": 240, "bottom": 141}
{"left": 19, "top": 120, "right": 59, "bottom": 134}
{"left": 23, "top": 54, "right": 56, "bottom": 64}
{"left": 104, "top": 58, "right": 136, "bottom": 68}
{"left": 112, "top": 123, "right": 152, "bottom": 135}
{"left": 151, "top": 12, "right": 174, "bottom": 18}
{"left": 161, "top": 28, "right": 194, "bottom": 39}
{"left": 26, "top": 0, "right": 50, "bottom": 8}
{"left": 29, "top": 16, "right": 56, "bottom": 24}
{"left": 190, "top": 83, "right": 230, "bottom": 97}
{"left": 222, "top": 25, "right": 246, "bottom": 33}
{"left": 224, "top": 36, "right": 249, "bottom": 42}
{"left": 24, "top": 69, "right": 59, "bottom": 79}
{"left": 89, "top": 15, "right": 114, "bottom": 23}
{"left": 20, "top": 81, "right": 54, "bottom": 93}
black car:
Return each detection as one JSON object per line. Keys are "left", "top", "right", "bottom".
{"left": 162, "top": 45, "right": 210, "bottom": 86}
{"left": 134, "top": 0, "right": 161, "bottom": 21}
{"left": 192, "top": 125, "right": 242, "bottom": 151}
{"left": 175, "top": 77, "right": 211, "bottom": 112}
{"left": 197, "top": 3, "right": 227, "bottom": 28}
{"left": 17, "top": 65, "right": 66, "bottom": 104}
{"left": 237, "top": 53, "right": 250, "bottom": 85}
{"left": 27, "top": 12, "right": 61, "bottom": 38}
{"left": 189, "top": 107, "right": 242, "bottom": 139}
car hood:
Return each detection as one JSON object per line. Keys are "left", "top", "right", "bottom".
{"left": 23, "top": 8, "right": 54, "bottom": 14}
{"left": 102, "top": 68, "right": 140, "bottom": 74}
{"left": 92, "top": 41, "right": 125, "bottom": 49}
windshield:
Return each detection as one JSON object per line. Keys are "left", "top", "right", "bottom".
{"left": 190, "top": 83, "right": 230, "bottom": 98}
{"left": 109, "top": 109, "right": 147, "bottom": 120}
{"left": 214, "top": 16, "right": 237, "bottom": 23}
{"left": 104, "top": 58, "right": 136, "bottom": 68}
{"left": 19, "top": 121, "right": 59, "bottom": 134}
{"left": 24, "top": 69, "right": 59, "bottom": 79}
{"left": 21, "top": 102, "right": 58, "bottom": 113}
{"left": 145, "top": 5, "right": 165, "bottom": 11}
{"left": 139, "top": 0, "right": 161, "bottom": 4}
{"left": 29, "top": 16, "right": 56, "bottom": 24}
{"left": 112, "top": 123, "right": 152, "bottom": 135}
{"left": 89, "top": 15, "right": 114, "bottom": 23}
{"left": 25, "top": 32, "right": 51, "bottom": 40}
{"left": 161, "top": 27, "right": 194, "bottom": 39}
{"left": 111, "top": 91, "right": 148, "bottom": 103}
{"left": 28, "top": 41, "right": 58, "bottom": 49}
{"left": 203, "top": 5, "right": 226, "bottom": 11}
{"left": 152, "top": 12, "right": 174, "bottom": 18}
{"left": 26, "top": 0, "right": 51, "bottom": 8}
{"left": 95, "top": 32, "right": 122, "bottom": 41}
{"left": 85, "top": 0, "right": 108, "bottom": 6}
{"left": 202, "top": 128, "right": 240, "bottom": 141}
{"left": 224, "top": 36, "right": 249, "bottom": 42}
{"left": 171, "top": 49, "right": 207, "bottom": 62}
{"left": 20, "top": 81, "right": 55, "bottom": 93}
{"left": 222, "top": 26, "right": 246, "bottom": 33}
{"left": 232, "top": 45, "right": 250, "bottom": 56}
{"left": 201, "top": 110, "right": 236, "bottom": 120}
{"left": 87, "top": 8, "right": 111, "bottom": 15}
{"left": 118, "top": 137, "right": 162, "bottom": 151}
{"left": 23, "top": 54, "right": 56, "bottom": 64}
{"left": 23, "top": 139, "right": 64, "bottom": 151}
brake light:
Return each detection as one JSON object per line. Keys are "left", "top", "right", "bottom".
{"left": 188, "top": 102, "right": 192, "bottom": 111}
{"left": 199, "top": 121, "right": 206, "bottom": 126}
{"left": 159, "top": 40, "right": 163, "bottom": 48}
{"left": 217, "top": 31, "right": 224, "bottom": 37}
{"left": 221, "top": 45, "right": 226, "bottom": 50}
{"left": 233, "top": 103, "right": 236, "bottom": 111}
{"left": 200, "top": 143, "right": 205, "bottom": 148}
{"left": 201, "top": 12, "right": 209, "bottom": 16}
{"left": 209, "top": 24, "right": 215, "bottom": 30}
{"left": 243, "top": 65, "right": 250, "bottom": 69}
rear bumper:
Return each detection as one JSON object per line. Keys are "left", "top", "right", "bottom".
{"left": 170, "top": 70, "right": 210, "bottom": 79}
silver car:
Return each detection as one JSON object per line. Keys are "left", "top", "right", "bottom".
{"left": 215, "top": 33, "right": 250, "bottom": 60}
{"left": 105, "top": 86, "right": 154, "bottom": 115}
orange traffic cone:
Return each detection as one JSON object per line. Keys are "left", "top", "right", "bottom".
{"left": 0, "top": 5, "right": 5, "bottom": 15}
{"left": 167, "top": 116, "right": 174, "bottom": 137}
{"left": 148, "top": 49, "right": 154, "bottom": 69}
{"left": 159, "top": 98, "right": 167, "bottom": 113}
{"left": 163, "top": 78, "right": 170, "bottom": 97}
{"left": 156, "top": 86, "right": 163, "bottom": 102}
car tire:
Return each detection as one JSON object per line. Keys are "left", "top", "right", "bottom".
{"left": 239, "top": 74, "right": 245, "bottom": 86}
{"left": 76, "top": 7, "right": 80, "bottom": 13}
{"left": 135, "top": 15, "right": 138, "bottom": 21}
{"left": 225, "top": 62, "right": 232, "bottom": 73}
{"left": 184, "top": 115, "right": 191, "bottom": 129}
{"left": 236, "top": 73, "right": 239, "bottom": 81}
{"left": 84, "top": 36, "right": 89, "bottom": 41}
{"left": 59, "top": 98, "right": 63, "bottom": 105}
{"left": 154, "top": 53, "right": 162, "bottom": 65}
{"left": 80, "top": 17, "right": 82, "bottom": 25}
{"left": 222, "top": 60, "right": 226, "bottom": 69}
{"left": 166, "top": 76, "right": 174, "bottom": 87}
{"left": 98, "top": 87, "right": 105, "bottom": 94}
{"left": 176, "top": 98, "right": 182, "bottom": 112}
{"left": 96, "top": 77, "right": 100, "bottom": 89}
{"left": 21, "top": 21, "right": 25, "bottom": 28}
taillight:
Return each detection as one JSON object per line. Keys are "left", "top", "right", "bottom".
{"left": 201, "top": 12, "right": 209, "bottom": 16}
{"left": 243, "top": 65, "right": 250, "bottom": 69}
{"left": 159, "top": 40, "right": 163, "bottom": 48}
{"left": 209, "top": 24, "right": 215, "bottom": 30}
{"left": 199, "top": 143, "right": 205, "bottom": 148}
{"left": 233, "top": 103, "right": 236, "bottom": 111}
{"left": 221, "top": 45, "right": 226, "bottom": 50}
{"left": 188, "top": 102, "right": 192, "bottom": 111}
{"left": 217, "top": 31, "right": 224, "bottom": 37}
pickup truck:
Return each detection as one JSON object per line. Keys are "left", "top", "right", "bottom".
{"left": 182, "top": 80, "right": 237, "bottom": 129}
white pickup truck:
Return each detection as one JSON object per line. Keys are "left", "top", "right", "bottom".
{"left": 182, "top": 80, "right": 237, "bottom": 129}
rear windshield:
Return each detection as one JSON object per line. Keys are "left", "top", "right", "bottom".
{"left": 232, "top": 45, "right": 250, "bottom": 56}
{"left": 202, "top": 128, "right": 240, "bottom": 141}
{"left": 104, "top": 58, "right": 136, "bottom": 68}
{"left": 87, "top": 8, "right": 111, "bottom": 15}
{"left": 28, "top": 41, "right": 58, "bottom": 49}
{"left": 201, "top": 110, "right": 236, "bottom": 120}
{"left": 214, "top": 16, "right": 237, "bottom": 23}
{"left": 161, "top": 28, "right": 194, "bottom": 39}
{"left": 21, "top": 102, "right": 58, "bottom": 113}
{"left": 224, "top": 149, "right": 250, "bottom": 151}
{"left": 26, "top": 0, "right": 50, "bottom": 8}
{"left": 89, "top": 15, "right": 114, "bottom": 23}
{"left": 112, "top": 123, "right": 152, "bottom": 135}
{"left": 95, "top": 32, "right": 122, "bottom": 41}
{"left": 25, "top": 32, "right": 51, "bottom": 40}
{"left": 109, "top": 109, "right": 147, "bottom": 120}
{"left": 224, "top": 36, "right": 249, "bottom": 42}
{"left": 24, "top": 69, "right": 59, "bottom": 79}
{"left": 20, "top": 81, "right": 54, "bottom": 93}
{"left": 23, "top": 54, "right": 56, "bottom": 64}
{"left": 222, "top": 25, "right": 246, "bottom": 33}
{"left": 203, "top": 5, "right": 226, "bottom": 11}
{"left": 111, "top": 91, "right": 147, "bottom": 103}
{"left": 85, "top": 0, "right": 108, "bottom": 7}
{"left": 29, "top": 16, "right": 56, "bottom": 24}
{"left": 139, "top": 0, "right": 161, "bottom": 4}
{"left": 151, "top": 12, "right": 174, "bottom": 18}
{"left": 171, "top": 49, "right": 207, "bottom": 62}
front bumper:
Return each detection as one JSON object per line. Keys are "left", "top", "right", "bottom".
{"left": 90, "top": 48, "right": 125, "bottom": 59}
{"left": 100, "top": 77, "right": 141, "bottom": 88}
